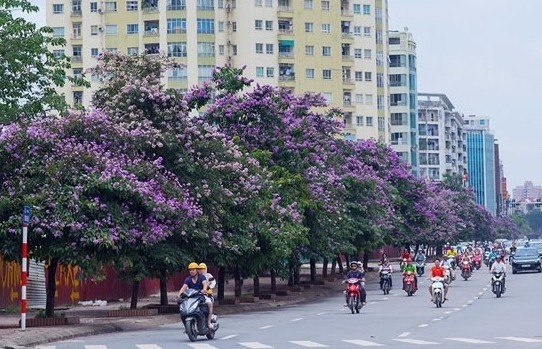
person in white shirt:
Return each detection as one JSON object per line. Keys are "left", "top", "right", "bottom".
{"left": 489, "top": 255, "right": 506, "bottom": 292}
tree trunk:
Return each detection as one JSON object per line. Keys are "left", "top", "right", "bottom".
{"left": 322, "top": 257, "right": 329, "bottom": 277}
{"left": 130, "top": 279, "right": 140, "bottom": 309}
{"left": 270, "top": 269, "right": 277, "bottom": 292}
{"left": 234, "top": 268, "right": 243, "bottom": 298}
{"left": 45, "top": 258, "right": 58, "bottom": 318}
{"left": 294, "top": 263, "right": 300, "bottom": 285}
{"left": 159, "top": 277, "right": 168, "bottom": 306}
{"left": 336, "top": 254, "right": 344, "bottom": 274}
{"left": 309, "top": 257, "right": 317, "bottom": 282}
{"left": 331, "top": 258, "right": 336, "bottom": 274}
{"left": 217, "top": 266, "right": 225, "bottom": 301}
{"left": 287, "top": 259, "right": 295, "bottom": 286}
{"left": 253, "top": 274, "right": 260, "bottom": 296}
{"left": 436, "top": 244, "right": 443, "bottom": 257}
{"left": 362, "top": 251, "right": 370, "bottom": 271}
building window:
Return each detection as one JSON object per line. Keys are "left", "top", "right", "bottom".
{"left": 306, "top": 68, "right": 314, "bottom": 79}
{"left": 255, "top": 0, "right": 262, "bottom": 5}
{"left": 255, "top": 43, "right": 264, "bottom": 54}
{"left": 321, "top": 1, "right": 329, "bottom": 10}
{"left": 256, "top": 66, "right": 264, "bottom": 77}
{"left": 104, "top": 1, "right": 117, "bottom": 11}
{"left": 363, "top": 26, "right": 371, "bottom": 37}
{"left": 90, "top": 25, "right": 99, "bottom": 35}
{"left": 197, "top": 19, "right": 214, "bottom": 34}
{"left": 304, "top": 0, "right": 313, "bottom": 9}
{"left": 364, "top": 72, "right": 372, "bottom": 82}
{"left": 218, "top": 45, "right": 224, "bottom": 55}
{"left": 322, "top": 69, "right": 331, "bottom": 80}
{"left": 73, "top": 68, "right": 83, "bottom": 79}
{"left": 231, "top": 22, "right": 237, "bottom": 31}
{"left": 354, "top": 48, "right": 362, "bottom": 58}
{"left": 90, "top": 2, "right": 97, "bottom": 12}
{"left": 255, "top": 20, "right": 263, "bottom": 30}
{"left": 322, "top": 92, "right": 332, "bottom": 103}
{"left": 197, "top": 0, "right": 214, "bottom": 10}
{"left": 169, "top": 66, "right": 187, "bottom": 80}
{"left": 266, "top": 43, "right": 273, "bottom": 54}
{"left": 366, "top": 116, "right": 373, "bottom": 127}
{"left": 52, "top": 27, "right": 65, "bottom": 37}
{"left": 127, "top": 47, "right": 139, "bottom": 55}
{"left": 363, "top": 4, "right": 370, "bottom": 14}
{"left": 377, "top": 95, "right": 385, "bottom": 110}
{"left": 305, "top": 45, "right": 314, "bottom": 55}
{"left": 232, "top": 44, "right": 238, "bottom": 55}
{"left": 72, "top": 22, "right": 82, "bottom": 38}
{"left": 356, "top": 116, "right": 363, "bottom": 126}
{"left": 353, "top": 4, "right": 361, "bottom": 14}
{"left": 365, "top": 94, "right": 373, "bottom": 105}
{"left": 321, "top": 23, "right": 330, "bottom": 34}
{"left": 378, "top": 117, "right": 385, "bottom": 132}
{"left": 168, "top": 0, "right": 186, "bottom": 10}
{"left": 168, "top": 42, "right": 187, "bottom": 57}
{"left": 198, "top": 42, "right": 215, "bottom": 57}
{"left": 322, "top": 46, "right": 331, "bottom": 56}
{"left": 265, "top": 0, "right": 272, "bottom": 6}
{"left": 90, "top": 48, "right": 99, "bottom": 57}
{"left": 353, "top": 26, "right": 361, "bottom": 36}
{"left": 126, "top": 24, "right": 138, "bottom": 34}
{"left": 265, "top": 20, "right": 273, "bottom": 31}
{"left": 218, "top": 21, "right": 224, "bottom": 32}
{"left": 198, "top": 65, "right": 214, "bottom": 81}
{"left": 53, "top": 3, "right": 64, "bottom": 13}
{"left": 53, "top": 49, "right": 65, "bottom": 58}
{"left": 105, "top": 25, "right": 117, "bottom": 35}
{"left": 355, "top": 94, "right": 363, "bottom": 104}
{"left": 266, "top": 67, "right": 274, "bottom": 77}
{"left": 72, "top": 0, "right": 81, "bottom": 12}
{"left": 73, "top": 91, "right": 83, "bottom": 105}
{"left": 305, "top": 22, "right": 313, "bottom": 32}
{"left": 168, "top": 18, "right": 187, "bottom": 34}
{"left": 354, "top": 71, "right": 363, "bottom": 81}
{"left": 126, "top": 0, "right": 138, "bottom": 10}
{"left": 364, "top": 49, "right": 372, "bottom": 59}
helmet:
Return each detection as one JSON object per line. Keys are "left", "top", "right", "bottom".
{"left": 406, "top": 258, "right": 412, "bottom": 263}
{"left": 496, "top": 255, "right": 502, "bottom": 260}
{"left": 350, "top": 261, "right": 358, "bottom": 268}
{"left": 198, "top": 262, "right": 207, "bottom": 269}
{"left": 187, "top": 262, "right": 199, "bottom": 270}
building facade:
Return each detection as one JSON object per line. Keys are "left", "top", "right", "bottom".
{"left": 46, "top": 0, "right": 390, "bottom": 142}
{"left": 464, "top": 114, "right": 497, "bottom": 215}
{"left": 512, "top": 181, "right": 542, "bottom": 202}
{"left": 417, "top": 93, "right": 467, "bottom": 181}
{"left": 388, "top": 29, "right": 418, "bottom": 175}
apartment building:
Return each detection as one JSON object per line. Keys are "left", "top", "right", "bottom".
{"left": 388, "top": 29, "right": 418, "bottom": 175}
{"left": 417, "top": 93, "right": 467, "bottom": 181}
{"left": 46, "top": 0, "right": 389, "bottom": 142}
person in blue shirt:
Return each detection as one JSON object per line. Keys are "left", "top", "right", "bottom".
{"left": 177, "top": 262, "right": 214, "bottom": 329}
{"left": 343, "top": 261, "right": 367, "bottom": 306}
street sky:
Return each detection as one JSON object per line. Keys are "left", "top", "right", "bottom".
{"left": 21, "top": 0, "right": 538, "bottom": 192}
{"left": 388, "top": 0, "right": 542, "bottom": 191}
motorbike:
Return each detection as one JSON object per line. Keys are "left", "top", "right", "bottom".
{"left": 443, "top": 266, "right": 453, "bottom": 285}
{"left": 380, "top": 271, "right": 392, "bottom": 295}
{"left": 430, "top": 276, "right": 445, "bottom": 308}
{"left": 483, "top": 251, "right": 490, "bottom": 266}
{"left": 179, "top": 288, "right": 219, "bottom": 342}
{"left": 491, "top": 272, "right": 505, "bottom": 298}
{"left": 461, "top": 261, "right": 472, "bottom": 280}
{"left": 344, "top": 278, "right": 363, "bottom": 314}
{"left": 450, "top": 259, "right": 456, "bottom": 270}
{"left": 415, "top": 260, "right": 425, "bottom": 277}
{"left": 402, "top": 271, "right": 416, "bottom": 296}
{"left": 472, "top": 254, "right": 482, "bottom": 270}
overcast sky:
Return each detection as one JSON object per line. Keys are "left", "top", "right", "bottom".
{"left": 388, "top": 0, "right": 542, "bottom": 191}
{"left": 22, "top": 0, "right": 538, "bottom": 191}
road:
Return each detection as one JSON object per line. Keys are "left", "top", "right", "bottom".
{"left": 38, "top": 264, "right": 542, "bottom": 349}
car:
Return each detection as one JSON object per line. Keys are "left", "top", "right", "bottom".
{"left": 511, "top": 248, "right": 542, "bottom": 274}
{"left": 527, "top": 241, "right": 542, "bottom": 258}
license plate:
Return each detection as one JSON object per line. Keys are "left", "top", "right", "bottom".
{"left": 521, "top": 264, "right": 531, "bottom": 267}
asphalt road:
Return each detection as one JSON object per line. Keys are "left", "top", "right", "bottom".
{"left": 39, "top": 264, "right": 542, "bottom": 349}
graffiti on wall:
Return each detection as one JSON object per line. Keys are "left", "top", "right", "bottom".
{"left": 0, "top": 255, "right": 20, "bottom": 305}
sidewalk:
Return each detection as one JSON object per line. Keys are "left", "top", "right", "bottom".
{"left": 0, "top": 264, "right": 380, "bottom": 349}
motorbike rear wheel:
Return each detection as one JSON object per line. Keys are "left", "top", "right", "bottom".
{"left": 348, "top": 295, "right": 356, "bottom": 314}
{"left": 383, "top": 281, "right": 390, "bottom": 295}
{"left": 185, "top": 319, "right": 198, "bottom": 342}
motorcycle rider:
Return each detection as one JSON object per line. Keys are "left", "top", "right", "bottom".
{"left": 378, "top": 259, "right": 394, "bottom": 290}
{"left": 344, "top": 261, "right": 367, "bottom": 306}
{"left": 490, "top": 255, "right": 507, "bottom": 292}
{"left": 441, "top": 255, "right": 455, "bottom": 281}
{"left": 414, "top": 249, "right": 426, "bottom": 265}
{"left": 177, "top": 262, "right": 214, "bottom": 330}
{"left": 401, "top": 258, "right": 417, "bottom": 291}
{"left": 428, "top": 258, "right": 449, "bottom": 301}
{"left": 460, "top": 253, "right": 472, "bottom": 273}
{"left": 197, "top": 263, "right": 216, "bottom": 327}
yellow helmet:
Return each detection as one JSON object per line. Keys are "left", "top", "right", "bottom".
{"left": 187, "top": 262, "right": 199, "bottom": 270}
{"left": 198, "top": 262, "right": 207, "bottom": 269}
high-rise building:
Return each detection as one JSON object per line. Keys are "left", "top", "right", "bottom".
{"left": 388, "top": 29, "right": 418, "bottom": 175}
{"left": 417, "top": 93, "right": 467, "bottom": 181}
{"left": 46, "top": 0, "right": 389, "bottom": 142}
{"left": 512, "top": 181, "right": 542, "bottom": 202}
{"left": 464, "top": 114, "right": 497, "bottom": 215}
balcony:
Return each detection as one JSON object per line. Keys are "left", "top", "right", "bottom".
{"left": 143, "top": 6, "right": 159, "bottom": 13}
{"left": 144, "top": 28, "right": 159, "bottom": 36}
{"left": 71, "top": 56, "right": 82, "bottom": 62}
{"left": 279, "top": 51, "right": 294, "bottom": 58}
{"left": 342, "top": 78, "right": 354, "bottom": 85}
{"left": 278, "top": 28, "right": 293, "bottom": 35}
{"left": 341, "top": 32, "right": 353, "bottom": 39}
{"left": 71, "top": 10, "right": 82, "bottom": 16}
{"left": 341, "top": 9, "right": 353, "bottom": 16}
{"left": 342, "top": 55, "right": 354, "bottom": 61}
{"left": 167, "top": 4, "right": 185, "bottom": 10}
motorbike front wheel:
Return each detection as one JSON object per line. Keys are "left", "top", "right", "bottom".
{"left": 185, "top": 319, "right": 198, "bottom": 342}
{"left": 348, "top": 295, "right": 357, "bottom": 314}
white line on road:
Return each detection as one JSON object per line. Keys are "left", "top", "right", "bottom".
{"left": 187, "top": 343, "right": 219, "bottom": 349}
{"left": 291, "top": 318, "right": 303, "bottom": 321}
{"left": 446, "top": 337, "right": 495, "bottom": 344}
{"left": 136, "top": 345, "right": 162, "bottom": 349}
{"left": 259, "top": 325, "right": 273, "bottom": 329}
{"left": 453, "top": 308, "right": 460, "bottom": 311}
{"left": 444, "top": 311, "right": 452, "bottom": 314}
{"left": 289, "top": 340, "right": 329, "bottom": 347}
{"left": 462, "top": 304, "right": 468, "bottom": 307}
{"left": 432, "top": 318, "right": 442, "bottom": 321}
{"left": 316, "top": 312, "right": 327, "bottom": 315}
{"left": 239, "top": 342, "right": 273, "bottom": 348}
{"left": 398, "top": 332, "right": 411, "bottom": 337}
{"left": 418, "top": 324, "right": 429, "bottom": 328}
{"left": 343, "top": 339, "right": 384, "bottom": 346}
{"left": 369, "top": 302, "right": 377, "bottom": 305}
{"left": 478, "top": 291, "right": 484, "bottom": 296}
{"left": 393, "top": 338, "right": 439, "bottom": 345}
{"left": 221, "top": 334, "right": 238, "bottom": 340}
{"left": 496, "top": 337, "right": 542, "bottom": 343}
{"left": 468, "top": 300, "right": 474, "bottom": 303}
{"left": 35, "top": 347, "right": 56, "bottom": 349}
{"left": 85, "top": 346, "right": 108, "bottom": 349}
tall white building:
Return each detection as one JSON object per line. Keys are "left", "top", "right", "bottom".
{"left": 46, "top": 0, "right": 390, "bottom": 142}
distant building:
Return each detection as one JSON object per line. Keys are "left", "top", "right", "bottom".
{"left": 417, "top": 93, "right": 467, "bottom": 181}
{"left": 512, "top": 181, "right": 542, "bottom": 201}
{"left": 388, "top": 29, "right": 418, "bottom": 176}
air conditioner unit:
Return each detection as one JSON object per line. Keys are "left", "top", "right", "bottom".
{"left": 98, "top": 8, "right": 103, "bottom": 13}
{"left": 98, "top": 26, "right": 104, "bottom": 31}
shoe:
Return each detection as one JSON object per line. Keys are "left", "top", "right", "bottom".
{"left": 343, "top": 304, "right": 348, "bottom": 307}
{"left": 362, "top": 302, "right": 367, "bottom": 306}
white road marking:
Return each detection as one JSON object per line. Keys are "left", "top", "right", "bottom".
{"left": 446, "top": 337, "right": 494, "bottom": 344}
{"left": 289, "top": 340, "right": 328, "bottom": 347}
{"left": 432, "top": 318, "right": 442, "bottom": 321}
{"left": 35, "top": 347, "right": 56, "bottom": 349}
{"left": 418, "top": 324, "right": 429, "bottom": 327}
{"left": 462, "top": 304, "right": 468, "bottom": 307}
{"left": 398, "top": 332, "right": 411, "bottom": 337}
{"left": 478, "top": 292, "right": 484, "bottom": 296}
{"left": 497, "top": 337, "right": 542, "bottom": 343}
{"left": 259, "top": 325, "right": 273, "bottom": 329}
{"left": 317, "top": 312, "right": 327, "bottom": 315}
{"left": 468, "top": 300, "right": 474, "bottom": 303}
{"left": 221, "top": 334, "right": 238, "bottom": 340}
{"left": 343, "top": 339, "right": 384, "bottom": 346}
{"left": 393, "top": 338, "right": 439, "bottom": 345}
{"left": 291, "top": 317, "right": 303, "bottom": 321}
{"left": 444, "top": 311, "right": 452, "bottom": 314}
{"left": 85, "top": 346, "right": 108, "bottom": 349}
{"left": 187, "top": 344, "right": 218, "bottom": 349}
{"left": 453, "top": 308, "right": 460, "bottom": 311}
{"left": 239, "top": 342, "right": 273, "bottom": 348}
{"left": 136, "top": 345, "right": 162, "bottom": 349}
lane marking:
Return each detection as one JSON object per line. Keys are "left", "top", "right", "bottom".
{"left": 291, "top": 318, "right": 303, "bottom": 322}
{"left": 317, "top": 312, "right": 327, "bottom": 315}
{"left": 239, "top": 342, "right": 273, "bottom": 348}
{"left": 446, "top": 337, "right": 494, "bottom": 344}
{"left": 496, "top": 337, "right": 542, "bottom": 343}
{"left": 187, "top": 344, "right": 218, "bottom": 349}
{"left": 398, "top": 332, "right": 411, "bottom": 337}
{"left": 259, "top": 325, "right": 273, "bottom": 329}
{"left": 343, "top": 339, "right": 384, "bottom": 346}
{"left": 432, "top": 318, "right": 442, "bottom": 321}
{"left": 221, "top": 334, "right": 238, "bottom": 340}
{"left": 289, "top": 341, "right": 328, "bottom": 347}
{"left": 418, "top": 324, "right": 429, "bottom": 327}
{"left": 393, "top": 338, "right": 439, "bottom": 345}
{"left": 136, "top": 345, "right": 162, "bottom": 349}
{"left": 85, "top": 346, "right": 108, "bottom": 349}
{"left": 453, "top": 308, "right": 460, "bottom": 311}
{"left": 444, "top": 311, "right": 452, "bottom": 314}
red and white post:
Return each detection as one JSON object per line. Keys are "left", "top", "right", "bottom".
{"left": 21, "top": 205, "right": 31, "bottom": 330}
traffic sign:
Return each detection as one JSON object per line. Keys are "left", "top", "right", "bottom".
{"left": 23, "top": 206, "right": 31, "bottom": 225}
